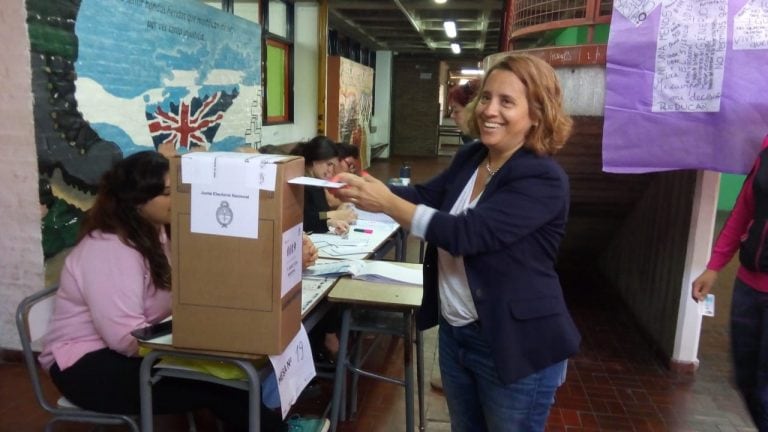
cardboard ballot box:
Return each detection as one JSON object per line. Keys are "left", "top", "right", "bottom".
{"left": 170, "top": 155, "right": 304, "bottom": 355}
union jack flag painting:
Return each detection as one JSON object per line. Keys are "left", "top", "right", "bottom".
{"left": 146, "top": 90, "right": 238, "bottom": 151}
{"left": 73, "top": 0, "right": 261, "bottom": 156}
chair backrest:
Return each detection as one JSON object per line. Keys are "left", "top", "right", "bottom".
{"left": 15, "top": 285, "right": 58, "bottom": 411}
{"left": 15, "top": 285, "right": 139, "bottom": 431}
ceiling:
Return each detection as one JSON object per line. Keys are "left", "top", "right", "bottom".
{"left": 326, "top": 0, "right": 505, "bottom": 58}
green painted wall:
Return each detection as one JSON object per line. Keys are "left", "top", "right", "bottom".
{"left": 553, "top": 24, "right": 610, "bottom": 46}
{"left": 719, "top": 173, "right": 745, "bottom": 211}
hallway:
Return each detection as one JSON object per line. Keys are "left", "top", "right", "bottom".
{"left": 0, "top": 155, "right": 756, "bottom": 431}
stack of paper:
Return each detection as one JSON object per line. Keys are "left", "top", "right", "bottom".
{"left": 305, "top": 260, "right": 422, "bottom": 285}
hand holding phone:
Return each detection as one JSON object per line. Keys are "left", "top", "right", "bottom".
{"left": 130, "top": 320, "right": 173, "bottom": 341}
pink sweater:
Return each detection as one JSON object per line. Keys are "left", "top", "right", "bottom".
{"left": 39, "top": 230, "right": 172, "bottom": 371}
{"left": 707, "top": 136, "right": 768, "bottom": 292}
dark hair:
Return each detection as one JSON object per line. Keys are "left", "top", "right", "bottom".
{"left": 448, "top": 79, "right": 480, "bottom": 108}
{"left": 258, "top": 144, "right": 286, "bottom": 155}
{"left": 290, "top": 135, "right": 340, "bottom": 166}
{"left": 336, "top": 142, "right": 360, "bottom": 159}
{"left": 79, "top": 151, "right": 171, "bottom": 290}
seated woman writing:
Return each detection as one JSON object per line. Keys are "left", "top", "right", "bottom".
{"left": 290, "top": 135, "right": 357, "bottom": 235}
{"left": 39, "top": 151, "right": 327, "bottom": 431}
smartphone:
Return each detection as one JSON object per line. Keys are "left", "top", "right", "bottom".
{"left": 130, "top": 320, "right": 172, "bottom": 341}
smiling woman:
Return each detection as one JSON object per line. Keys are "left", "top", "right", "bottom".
{"left": 330, "top": 53, "right": 578, "bottom": 432}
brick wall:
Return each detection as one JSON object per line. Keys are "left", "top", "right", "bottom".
{"left": 391, "top": 57, "right": 441, "bottom": 157}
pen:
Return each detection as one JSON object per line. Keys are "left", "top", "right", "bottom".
{"left": 354, "top": 228, "right": 373, "bottom": 234}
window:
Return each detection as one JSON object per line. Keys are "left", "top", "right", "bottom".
{"left": 233, "top": 0, "right": 259, "bottom": 23}
{"left": 265, "top": 38, "right": 290, "bottom": 123}
{"left": 261, "top": 0, "right": 294, "bottom": 124}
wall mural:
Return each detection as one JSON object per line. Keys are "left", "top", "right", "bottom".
{"left": 28, "top": 0, "right": 262, "bottom": 260}
{"left": 337, "top": 57, "right": 373, "bottom": 166}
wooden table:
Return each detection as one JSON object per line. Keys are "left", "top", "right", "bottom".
{"left": 326, "top": 262, "right": 424, "bottom": 432}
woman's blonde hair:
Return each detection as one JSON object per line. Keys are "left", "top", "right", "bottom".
{"left": 466, "top": 54, "right": 572, "bottom": 156}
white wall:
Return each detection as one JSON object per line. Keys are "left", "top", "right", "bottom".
{"left": 0, "top": 0, "right": 44, "bottom": 350}
{"left": 556, "top": 66, "right": 605, "bottom": 116}
{"left": 369, "top": 51, "right": 393, "bottom": 159}
{"left": 260, "top": 3, "right": 318, "bottom": 145}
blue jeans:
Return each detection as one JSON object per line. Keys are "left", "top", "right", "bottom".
{"left": 439, "top": 319, "right": 566, "bottom": 432}
{"left": 731, "top": 278, "right": 768, "bottom": 431}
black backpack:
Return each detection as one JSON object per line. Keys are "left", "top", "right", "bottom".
{"left": 739, "top": 147, "right": 768, "bottom": 272}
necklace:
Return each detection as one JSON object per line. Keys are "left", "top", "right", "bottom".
{"left": 485, "top": 158, "right": 499, "bottom": 183}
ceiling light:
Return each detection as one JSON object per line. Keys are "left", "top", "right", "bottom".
{"left": 443, "top": 21, "right": 457, "bottom": 38}
{"left": 434, "top": 0, "right": 447, "bottom": 3}
{"left": 460, "top": 69, "right": 483, "bottom": 75}
{"left": 451, "top": 43, "right": 461, "bottom": 54}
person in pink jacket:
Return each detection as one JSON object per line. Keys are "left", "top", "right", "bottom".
{"left": 39, "top": 151, "right": 269, "bottom": 430}
{"left": 692, "top": 135, "right": 768, "bottom": 431}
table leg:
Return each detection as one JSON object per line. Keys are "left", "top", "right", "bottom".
{"left": 139, "top": 351, "right": 160, "bottom": 432}
{"left": 330, "top": 307, "right": 352, "bottom": 432}
{"left": 350, "top": 331, "right": 363, "bottom": 418}
{"left": 404, "top": 311, "right": 414, "bottom": 432}
{"left": 231, "top": 359, "right": 261, "bottom": 432}
{"left": 395, "top": 229, "right": 406, "bottom": 262}
{"left": 416, "top": 329, "right": 425, "bottom": 431}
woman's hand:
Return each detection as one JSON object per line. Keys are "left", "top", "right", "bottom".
{"left": 329, "top": 206, "right": 358, "bottom": 224}
{"left": 302, "top": 233, "right": 318, "bottom": 269}
{"left": 328, "top": 219, "right": 350, "bottom": 236}
{"left": 330, "top": 173, "right": 395, "bottom": 213}
{"left": 691, "top": 269, "right": 718, "bottom": 302}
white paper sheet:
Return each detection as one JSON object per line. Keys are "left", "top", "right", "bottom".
{"left": 613, "top": 0, "right": 662, "bottom": 26}
{"left": 181, "top": 152, "right": 217, "bottom": 184}
{"left": 190, "top": 183, "right": 260, "bottom": 238}
{"left": 282, "top": 223, "right": 303, "bottom": 298}
{"left": 269, "top": 325, "right": 316, "bottom": 419}
{"left": 287, "top": 176, "right": 345, "bottom": 188}
{"left": 243, "top": 153, "right": 290, "bottom": 191}
{"left": 651, "top": 0, "right": 727, "bottom": 112}
{"left": 183, "top": 153, "right": 266, "bottom": 239}
{"left": 356, "top": 209, "right": 396, "bottom": 224}
{"left": 352, "top": 260, "right": 423, "bottom": 285}
{"left": 734, "top": 0, "right": 768, "bottom": 50}
{"left": 305, "top": 259, "right": 422, "bottom": 285}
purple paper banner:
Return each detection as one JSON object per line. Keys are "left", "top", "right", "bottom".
{"left": 603, "top": 0, "right": 768, "bottom": 174}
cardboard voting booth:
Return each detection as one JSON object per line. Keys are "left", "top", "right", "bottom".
{"left": 170, "top": 153, "right": 305, "bottom": 355}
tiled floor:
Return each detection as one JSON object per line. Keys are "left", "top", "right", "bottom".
{"left": 0, "top": 156, "right": 757, "bottom": 431}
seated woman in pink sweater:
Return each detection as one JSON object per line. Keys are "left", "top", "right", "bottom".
{"left": 39, "top": 151, "right": 274, "bottom": 430}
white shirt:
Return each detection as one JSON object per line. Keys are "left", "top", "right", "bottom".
{"left": 410, "top": 169, "right": 481, "bottom": 326}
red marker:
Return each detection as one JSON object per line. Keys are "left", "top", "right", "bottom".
{"left": 353, "top": 228, "right": 373, "bottom": 234}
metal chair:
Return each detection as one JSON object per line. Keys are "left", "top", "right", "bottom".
{"left": 15, "top": 285, "right": 140, "bottom": 432}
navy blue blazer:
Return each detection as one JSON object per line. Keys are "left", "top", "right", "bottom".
{"left": 392, "top": 142, "right": 581, "bottom": 384}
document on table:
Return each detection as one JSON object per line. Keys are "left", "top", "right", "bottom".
{"left": 356, "top": 209, "right": 396, "bottom": 224}
{"left": 309, "top": 233, "right": 375, "bottom": 257}
{"left": 269, "top": 325, "right": 316, "bottom": 418}
{"left": 305, "top": 260, "right": 422, "bottom": 285}
{"left": 301, "top": 275, "right": 336, "bottom": 315}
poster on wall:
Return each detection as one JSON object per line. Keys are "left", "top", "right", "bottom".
{"left": 603, "top": 0, "right": 768, "bottom": 174}
{"left": 28, "top": 0, "right": 262, "bottom": 261}
{"left": 75, "top": 0, "right": 263, "bottom": 156}
{"left": 327, "top": 56, "right": 374, "bottom": 167}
